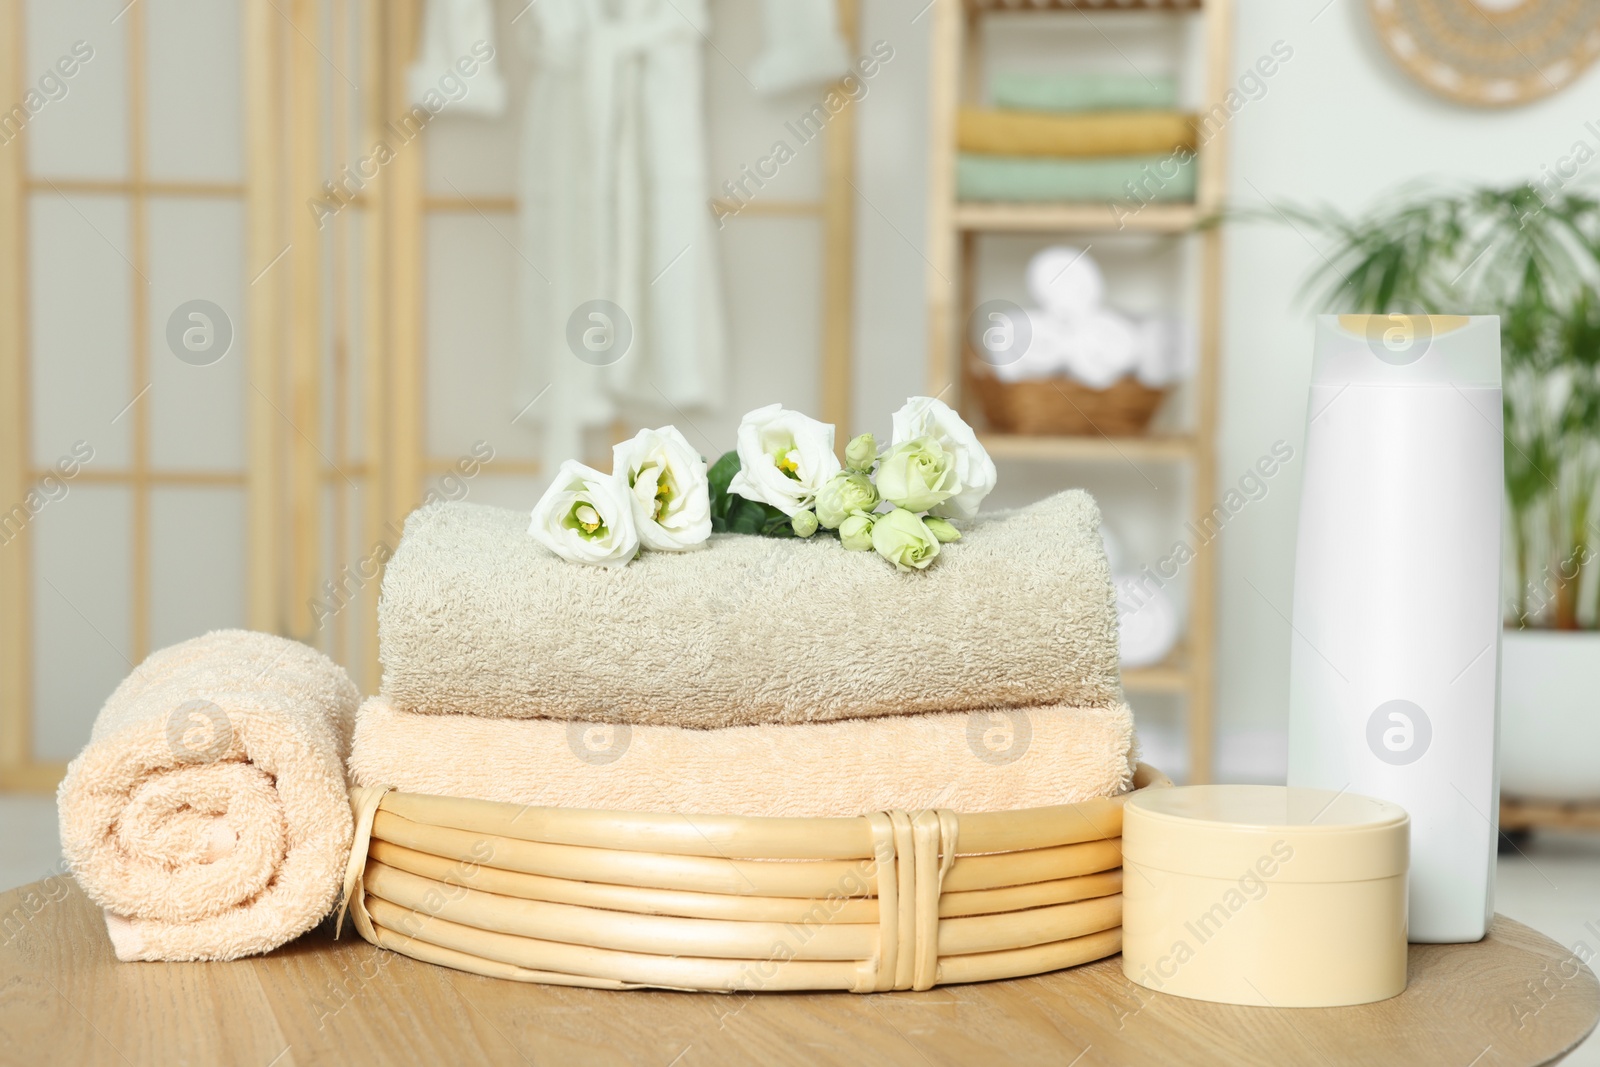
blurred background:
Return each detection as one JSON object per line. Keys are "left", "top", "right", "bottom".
{"left": 2, "top": 0, "right": 1599, "bottom": 1051}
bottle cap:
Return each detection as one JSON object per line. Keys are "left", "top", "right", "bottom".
{"left": 1313, "top": 314, "right": 1500, "bottom": 387}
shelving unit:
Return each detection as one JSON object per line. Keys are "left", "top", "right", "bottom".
{"left": 925, "top": 0, "right": 1233, "bottom": 782}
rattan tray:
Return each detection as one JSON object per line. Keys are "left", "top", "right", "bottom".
{"left": 338, "top": 764, "right": 1169, "bottom": 993}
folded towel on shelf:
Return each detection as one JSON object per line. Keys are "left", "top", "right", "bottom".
{"left": 958, "top": 108, "right": 1195, "bottom": 158}
{"left": 990, "top": 71, "right": 1179, "bottom": 113}
{"left": 57, "top": 630, "right": 359, "bottom": 962}
{"left": 349, "top": 697, "right": 1137, "bottom": 818}
{"left": 378, "top": 490, "right": 1123, "bottom": 728}
{"left": 957, "top": 153, "right": 1196, "bottom": 204}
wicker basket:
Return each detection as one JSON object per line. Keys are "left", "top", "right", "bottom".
{"left": 338, "top": 764, "right": 1170, "bottom": 993}
{"left": 967, "top": 364, "right": 1166, "bottom": 437}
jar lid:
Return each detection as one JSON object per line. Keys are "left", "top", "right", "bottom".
{"left": 1123, "top": 785, "right": 1409, "bottom": 884}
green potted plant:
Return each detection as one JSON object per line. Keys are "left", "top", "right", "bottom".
{"left": 1277, "top": 184, "right": 1600, "bottom": 799}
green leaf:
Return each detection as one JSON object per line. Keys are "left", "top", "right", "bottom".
{"left": 728, "top": 498, "right": 767, "bottom": 535}
{"left": 707, "top": 450, "right": 742, "bottom": 532}
{"left": 707, "top": 450, "right": 739, "bottom": 503}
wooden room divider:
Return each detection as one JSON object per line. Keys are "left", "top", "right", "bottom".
{"left": 0, "top": 0, "right": 859, "bottom": 793}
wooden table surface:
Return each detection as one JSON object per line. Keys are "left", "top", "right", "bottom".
{"left": 3, "top": 879, "right": 1596, "bottom": 1066}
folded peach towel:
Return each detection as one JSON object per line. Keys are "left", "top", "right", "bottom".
{"left": 378, "top": 490, "right": 1122, "bottom": 728}
{"left": 957, "top": 107, "right": 1196, "bottom": 158}
{"left": 349, "top": 696, "right": 1136, "bottom": 817}
{"left": 57, "top": 630, "right": 359, "bottom": 962}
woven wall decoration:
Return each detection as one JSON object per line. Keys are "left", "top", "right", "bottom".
{"left": 1368, "top": 0, "right": 1600, "bottom": 107}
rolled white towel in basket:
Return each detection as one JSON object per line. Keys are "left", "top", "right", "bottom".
{"left": 995, "top": 309, "right": 1141, "bottom": 389}
{"left": 1026, "top": 245, "right": 1105, "bottom": 321}
{"left": 1060, "top": 309, "right": 1141, "bottom": 390}
{"left": 990, "top": 309, "right": 1072, "bottom": 383}
{"left": 1133, "top": 315, "right": 1195, "bottom": 388}
{"left": 1009, "top": 244, "right": 1191, "bottom": 392}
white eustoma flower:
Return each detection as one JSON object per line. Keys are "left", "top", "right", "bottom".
{"left": 612, "top": 425, "right": 711, "bottom": 551}
{"left": 727, "top": 403, "right": 841, "bottom": 517}
{"left": 889, "top": 396, "right": 997, "bottom": 520}
{"left": 529, "top": 459, "right": 640, "bottom": 567}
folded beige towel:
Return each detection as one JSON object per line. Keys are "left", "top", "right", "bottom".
{"left": 349, "top": 696, "right": 1136, "bottom": 817}
{"left": 379, "top": 490, "right": 1122, "bottom": 728}
{"left": 57, "top": 630, "right": 359, "bottom": 962}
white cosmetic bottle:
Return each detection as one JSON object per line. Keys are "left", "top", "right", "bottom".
{"left": 1287, "top": 315, "right": 1503, "bottom": 944}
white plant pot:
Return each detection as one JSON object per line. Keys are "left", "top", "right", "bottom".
{"left": 1499, "top": 629, "right": 1600, "bottom": 801}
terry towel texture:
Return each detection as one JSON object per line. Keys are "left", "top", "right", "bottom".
{"left": 990, "top": 71, "right": 1179, "bottom": 112}
{"left": 378, "top": 490, "right": 1123, "bottom": 728}
{"left": 350, "top": 697, "right": 1137, "bottom": 818}
{"left": 958, "top": 108, "right": 1196, "bottom": 158}
{"left": 57, "top": 630, "right": 359, "bottom": 962}
{"left": 956, "top": 153, "right": 1197, "bottom": 204}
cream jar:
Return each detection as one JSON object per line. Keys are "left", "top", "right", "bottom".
{"left": 1121, "top": 784, "right": 1409, "bottom": 1007}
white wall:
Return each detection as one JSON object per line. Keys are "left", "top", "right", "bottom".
{"left": 849, "top": 0, "right": 1600, "bottom": 779}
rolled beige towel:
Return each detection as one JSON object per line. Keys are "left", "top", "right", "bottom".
{"left": 57, "top": 630, "right": 359, "bottom": 961}
{"left": 378, "top": 489, "right": 1122, "bottom": 728}
{"left": 349, "top": 696, "right": 1136, "bottom": 817}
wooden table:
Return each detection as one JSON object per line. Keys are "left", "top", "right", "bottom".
{"left": 3, "top": 880, "right": 1595, "bottom": 1066}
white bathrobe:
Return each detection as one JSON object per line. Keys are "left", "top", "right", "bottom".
{"left": 517, "top": 0, "right": 726, "bottom": 470}
{"left": 409, "top": 0, "right": 508, "bottom": 114}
